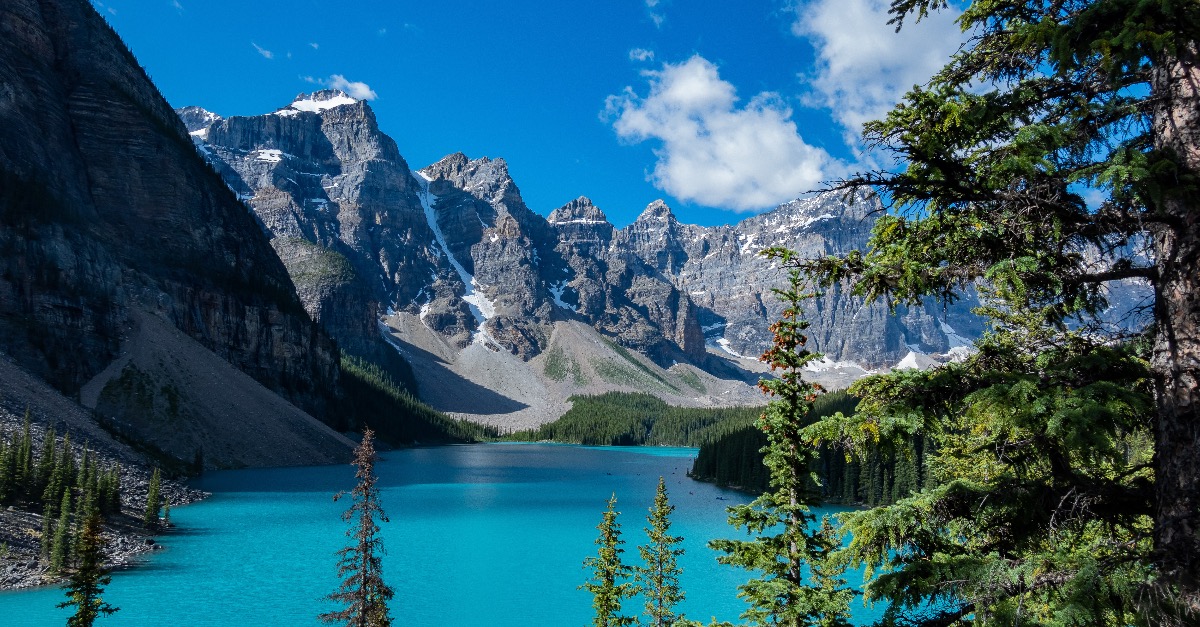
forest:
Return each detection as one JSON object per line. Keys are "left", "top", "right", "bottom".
{"left": 506, "top": 392, "right": 763, "bottom": 447}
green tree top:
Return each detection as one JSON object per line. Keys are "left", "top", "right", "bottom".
{"left": 792, "top": 0, "right": 1199, "bottom": 620}
{"left": 710, "top": 249, "right": 853, "bottom": 627}
{"left": 581, "top": 494, "right": 637, "bottom": 627}
{"left": 637, "top": 477, "right": 685, "bottom": 627}
{"left": 321, "top": 428, "right": 394, "bottom": 627}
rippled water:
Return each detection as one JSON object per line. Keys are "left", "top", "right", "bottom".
{"left": 0, "top": 443, "right": 881, "bottom": 625}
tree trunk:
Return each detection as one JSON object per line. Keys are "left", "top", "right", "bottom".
{"left": 1151, "top": 41, "right": 1200, "bottom": 612}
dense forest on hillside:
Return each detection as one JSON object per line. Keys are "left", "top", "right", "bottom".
{"left": 688, "top": 390, "right": 929, "bottom": 506}
{"left": 338, "top": 353, "right": 499, "bottom": 445}
{"left": 507, "top": 392, "right": 763, "bottom": 447}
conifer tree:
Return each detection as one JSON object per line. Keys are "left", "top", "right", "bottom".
{"left": 143, "top": 467, "right": 160, "bottom": 529}
{"left": 636, "top": 477, "right": 685, "bottom": 627}
{"left": 321, "top": 429, "right": 394, "bottom": 627}
{"left": 57, "top": 510, "right": 118, "bottom": 626}
{"left": 581, "top": 494, "right": 637, "bottom": 627}
{"left": 50, "top": 489, "right": 73, "bottom": 574}
{"left": 34, "top": 426, "right": 56, "bottom": 501}
{"left": 710, "top": 249, "right": 853, "bottom": 627}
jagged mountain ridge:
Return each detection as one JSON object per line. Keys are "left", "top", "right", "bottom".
{"left": 183, "top": 91, "right": 980, "bottom": 369}
{"left": 180, "top": 91, "right": 987, "bottom": 425}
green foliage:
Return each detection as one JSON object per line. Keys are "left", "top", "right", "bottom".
{"left": 709, "top": 250, "right": 853, "bottom": 627}
{"left": 636, "top": 477, "right": 685, "bottom": 627}
{"left": 543, "top": 346, "right": 587, "bottom": 384}
{"left": 581, "top": 494, "right": 638, "bottom": 627}
{"left": 508, "top": 392, "right": 762, "bottom": 447}
{"left": 143, "top": 468, "right": 160, "bottom": 530}
{"left": 322, "top": 429, "right": 394, "bottom": 627}
{"left": 787, "top": 0, "right": 1200, "bottom": 620}
{"left": 692, "top": 391, "right": 889, "bottom": 501}
{"left": 57, "top": 511, "right": 118, "bottom": 626}
{"left": 339, "top": 353, "right": 498, "bottom": 445}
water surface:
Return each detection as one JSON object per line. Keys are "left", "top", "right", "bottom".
{"left": 1, "top": 443, "right": 880, "bottom": 625}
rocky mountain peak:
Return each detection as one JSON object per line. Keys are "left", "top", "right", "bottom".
{"left": 423, "top": 153, "right": 519, "bottom": 207}
{"left": 176, "top": 106, "right": 223, "bottom": 133}
{"left": 548, "top": 196, "right": 609, "bottom": 226}
{"left": 636, "top": 199, "right": 677, "bottom": 224}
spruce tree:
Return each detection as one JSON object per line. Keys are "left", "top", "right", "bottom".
{"left": 793, "top": 0, "right": 1200, "bottom": 614}
{"left": 709, "top": 249, "right": 852, "bottom": 627}
{"left": 50, "top": 489, "right": 73, "bottom": 574}
{"left": 143, "top": 467, "right": 160, "bottom": 529}
{"left": 581, "top": 494, "right": 637, "bottom": 627}
{"left": 34, "top": 426, "right": 56, "bottom": 502}
{"left": 57, "top": 510, "right": 118, "bottom": 626}
{"left": 321, "top": 428, "right": 394, "bottom": 627}
{"left": 636, "top": 477, "right": 685, "bottom": 627}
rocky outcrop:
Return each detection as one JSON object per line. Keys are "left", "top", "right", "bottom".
{"left": 615, "top": 190, "right": 985, "bottom": 366}
{"left": 0, "top": 0, "right": 343, "bottom": 455}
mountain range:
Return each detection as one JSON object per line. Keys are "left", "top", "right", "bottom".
{"left": 177, "top": 90, "right": 984, "bottom": 427}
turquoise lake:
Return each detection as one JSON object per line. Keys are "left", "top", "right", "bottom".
{"left": 0, "top": 443, "right": 882, "bottom": 625}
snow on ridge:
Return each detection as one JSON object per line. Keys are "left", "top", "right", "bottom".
{"left": 413, "top": 171, "right": 497, "bottom": 336}
{"left": 939, "top": 320, "right": 972, "bottom": 349}
{"left": 895, "top": 351, "right": 923, "bottom": 370}
{"left": 550, "top": 281, "right": 577, "bottom": 312}
{"left": 255, "top": 149, "right": 289, "bottom": 163}
{"left": 287, "top": 92, "right": 358, "bottom": 113}
{"left": 804, "top": 357, "right": 871, "bottom": 373}
{"left": 548, "top": 218, "right": 609, "bottom": 226}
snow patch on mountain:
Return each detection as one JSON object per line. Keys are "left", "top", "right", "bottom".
{"left": 287, "top": 90, "right": 358, "bottom": 113}
{"left": 414, "top": 171, "right": 496, "bottom": 334}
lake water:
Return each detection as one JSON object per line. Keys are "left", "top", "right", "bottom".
{"left": 0, "top": 443, "right": 882, "bottom": 625}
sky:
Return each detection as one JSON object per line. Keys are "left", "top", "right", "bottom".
{"left": 90, "top": 0, "right": 965, "bottom": 227}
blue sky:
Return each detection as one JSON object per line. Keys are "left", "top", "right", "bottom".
{"left": 92, "top": 0, "right": 964, "bottom": 227}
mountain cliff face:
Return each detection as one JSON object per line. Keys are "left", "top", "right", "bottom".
{"left": 0, "top": 0, "right": 350, "bottom": 466}
{"left": 182, "top": 91, "right": 984, "bottom": 417}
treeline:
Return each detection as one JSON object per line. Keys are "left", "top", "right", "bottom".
{"left": 690, "top": 391, "right": 930, "bottom": 506}
{"left": 0, "top": 414, "right": 124, "bottom": 574}
{"left": 507, "top": 392, "right": 763, "bottom": 447}
{"left": 338, "top": 353, "right": 499, "bottom": 445}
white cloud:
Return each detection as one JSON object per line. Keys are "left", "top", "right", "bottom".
{"left": 251, "top": 42, "right": 274, "bottom": 60}
{"left": 646, "top": 0, "right": 665, "bottom": 27}
{"left": 605, "top": 55, "right": 841, "bottom": 211}
{"left": 629, "top": 48, "right": 655, "bottom": 62}
{"left": 378, "top": 27, "right": 388, "bottom": 36}
{"left": 792, "top": 0, "right": 963, "bottom": 144}
{"left": 328, "top": 75, "right": 379, "bottom": 101}
{"left": 172, "top": 0, "right": 183, "bottom": 10}
{"left": 309, "top": 42, "right": 319, "bottom": 50}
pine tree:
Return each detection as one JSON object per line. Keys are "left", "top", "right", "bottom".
{"left": 321, "top": 429, "right": 394, "bottom": 627}
{"left": 143, "top": 467, "right": 160, "bottom": 530}
{"left": 636, "top": 477, "right": 685, "bottom": 627}
{"left": 794, "top": 0, "right": 1200, "bottom": 614}
{"left": 57, "top": 510, "right": 118, "bottom": 626}
{"left": 50, "top": 489, "right": 73, "bottom": 574}
{"left": 710, "top": 249, "right": 852, "bottom": 627}
{"left": 581, "top": 494, "right": 637, "bottom": 627}
{"left": 34, "top": 426, "right": 56, "bottom": 501}
{"left": 15, "top": 411, "right": 32, "bottom": 502}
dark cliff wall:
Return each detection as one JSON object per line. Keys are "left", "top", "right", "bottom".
{"left": 0, "top": 0, "right": 339, "bottom": 418}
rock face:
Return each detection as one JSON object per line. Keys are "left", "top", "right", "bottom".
{"left": 0, "top": 0, "right": 346, "bottom": 464}
{"left": 183, "top": 92, "right": 985, "bottom": 378}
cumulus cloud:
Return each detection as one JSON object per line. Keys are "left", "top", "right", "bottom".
{"left": 629, "top": 48, "right": 655, "bottom": 62}
{"left": 792, "top": 0, "right": 963, "bottom": 144}
{"left": 328, "top": 74, "right": 379, "bottom": 100}
{"left": 251, "top": 42, "right": 274, "bottom": 60}
{"left": 605, "top": 55, "right": 841, "bottom": 211}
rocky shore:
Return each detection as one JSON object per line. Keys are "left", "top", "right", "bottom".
{"left": 0, "top": 480, "right": 207, "bottom": 591}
